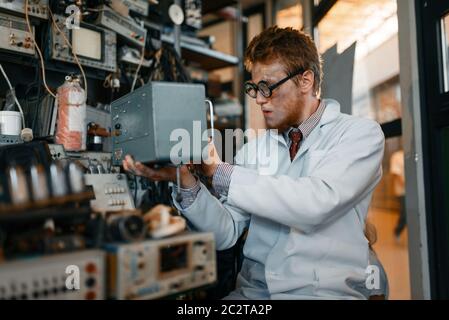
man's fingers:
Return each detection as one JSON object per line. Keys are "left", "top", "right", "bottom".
{"left": 123, "top": 159, "right": 134, "bottom": 173}
{"left": 123, "top": 155, "right": 137, "bottom": 172}
{"left": 135, "top": 162, "right": 169, "bottom": 181}
{"left": 122, "top": 157, "right": 176, "bottom": 182}
{"left": 124, "top": 154, "right": 135, "bottom": 165}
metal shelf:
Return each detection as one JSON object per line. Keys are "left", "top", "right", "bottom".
{"left": 0, "top": 205, "right": 91, "bottom": 224}
{"left": 0, "top": 191, "right": 94, "bottom": 223}
{"left": 161, "top": 34, "right": 239, "bottom": 70}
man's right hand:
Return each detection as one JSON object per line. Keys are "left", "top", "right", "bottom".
{"left": 122, "top": 155, "right": 198, "bottom": 189}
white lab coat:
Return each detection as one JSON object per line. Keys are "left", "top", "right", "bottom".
{"left": 173, "top": 99, "right": 385, "bottom": 299}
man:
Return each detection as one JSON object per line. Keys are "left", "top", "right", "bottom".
{"left": 123, "top": 26, "right": 385, "bottom": 299}
{"left": 390, "top": 149, "right": 406, "bottom": 241}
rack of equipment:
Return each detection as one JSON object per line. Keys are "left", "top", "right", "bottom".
{"left": 0, "top": 0, "right": 242, "bottom": 300}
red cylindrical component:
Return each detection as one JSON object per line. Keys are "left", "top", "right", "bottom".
{"left": 55, "top": 75, "right": 86, "bottom": 151}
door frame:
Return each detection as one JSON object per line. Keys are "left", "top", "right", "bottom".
{"left": 414, "top": 0, "right": 449, "bottom": 299}
{"left": 397, "top": 0, "right": 432, "bottom": 299}
{"left": 399, "top": 0, "right": 449, "bottom": 299}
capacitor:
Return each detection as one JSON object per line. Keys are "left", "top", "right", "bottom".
{"left": 30, "top": 164, "right": 49, "bottom": 201}
{"left": 49, "top": 162, "right": 68, "bottom": 197}
{"left": 66, "top": 162, "right": 85, "bottom": 193}
{"left": 7, "top": 166, "right": 29, "bottom": 205}
{"left": 55, "top": 75, "right": 87, "bottom": 151}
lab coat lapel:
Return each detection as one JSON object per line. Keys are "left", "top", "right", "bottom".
{"left": 292, "top": 99, "right": 341, "bottom": 162}
{"left": 293, "top": 127, "right": 321, "bottom": 161}
{"left": 269, "top": 129, "right": 288, "bottom": 148}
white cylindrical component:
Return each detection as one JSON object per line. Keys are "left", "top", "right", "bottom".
{"left": 67, "top": 162, "right": 85, "bottom": 193}
{"left": 30, "top": 164, "right": 49, "bottom": 201}
{"left": 0, "top": 111, "right": 22, "bottom": 135}
{"left": 7, "top": 166, "right": 29, "bottom": 205}
{"left": 49, "top": 162, "right": 68, "bottom": 197}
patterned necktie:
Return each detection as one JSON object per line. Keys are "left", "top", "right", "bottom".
{"left": 289, "top": 129, "right": 303, "bottom": 161}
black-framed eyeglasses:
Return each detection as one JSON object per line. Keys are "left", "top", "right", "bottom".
{"left": 244, "top": 68, "right": 305, "bottom": 99}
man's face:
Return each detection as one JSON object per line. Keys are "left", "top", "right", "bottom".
{"left": 250, "top": 60, "right": 305, "bottom": 132}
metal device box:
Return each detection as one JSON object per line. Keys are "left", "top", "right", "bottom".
{"left": 0, "top": 0, "right": 48, "bottom": 20}
{"left": 0, "top": 250, "right": 105, "bottom": 300}
{"left": 49, "top": 14, "right": 117, "bottom": 72}
{"left": 0, "top": 12, "right": 35, "bottom": 55}
{"left": 104, "top": 232, "right": 216, "bottom": 300}
{"left": 95, "top": 5, "right": 146, "bottom": 48}
{"left": 0, "top": 134, "right": 22, "bottom": 146}
{"left": 122, "top": 0, "right": 149, "bottom": 16}
{"left": 84, "top": 173, "right": 135, "bottom": 212}
{"left": 111, "top": 82, "right": 208, "bottom": 165}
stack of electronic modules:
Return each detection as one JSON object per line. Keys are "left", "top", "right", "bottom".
{"left": 0, "top": 0, "right": 223, "bottom": 300}
{"left": 0, "top": 139, "right": 216, "bottom": 300}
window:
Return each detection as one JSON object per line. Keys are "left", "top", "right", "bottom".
{"left": 371, "top": 77, "right": 402, "bottom": 124}
{"left": 316, "top": 0, "right": 400, "bottom": 119}
{"left": 316, "top": 0, "right": 398, "bottom": 59}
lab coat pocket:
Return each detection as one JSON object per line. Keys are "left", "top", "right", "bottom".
{"left": 315, "top": 266, "right": 368, "bottom": 299}
{"left": 313, "top": 238, "right": 370, "bottom": 298}
{"left": 286, "top": 229, "right": 333, "bottom": 262}
{"left": 302, "top": 150, "right": 327, "bottom": 175}
{"left": 324, "top": 238, "right": 369, "bottom": 269}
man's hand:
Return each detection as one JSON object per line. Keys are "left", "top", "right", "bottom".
{"left": 122, "top": 155, "right": 197, "bottom": 188}
{"left": 201, "top": 139, "right": 223, "bottom": 177}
